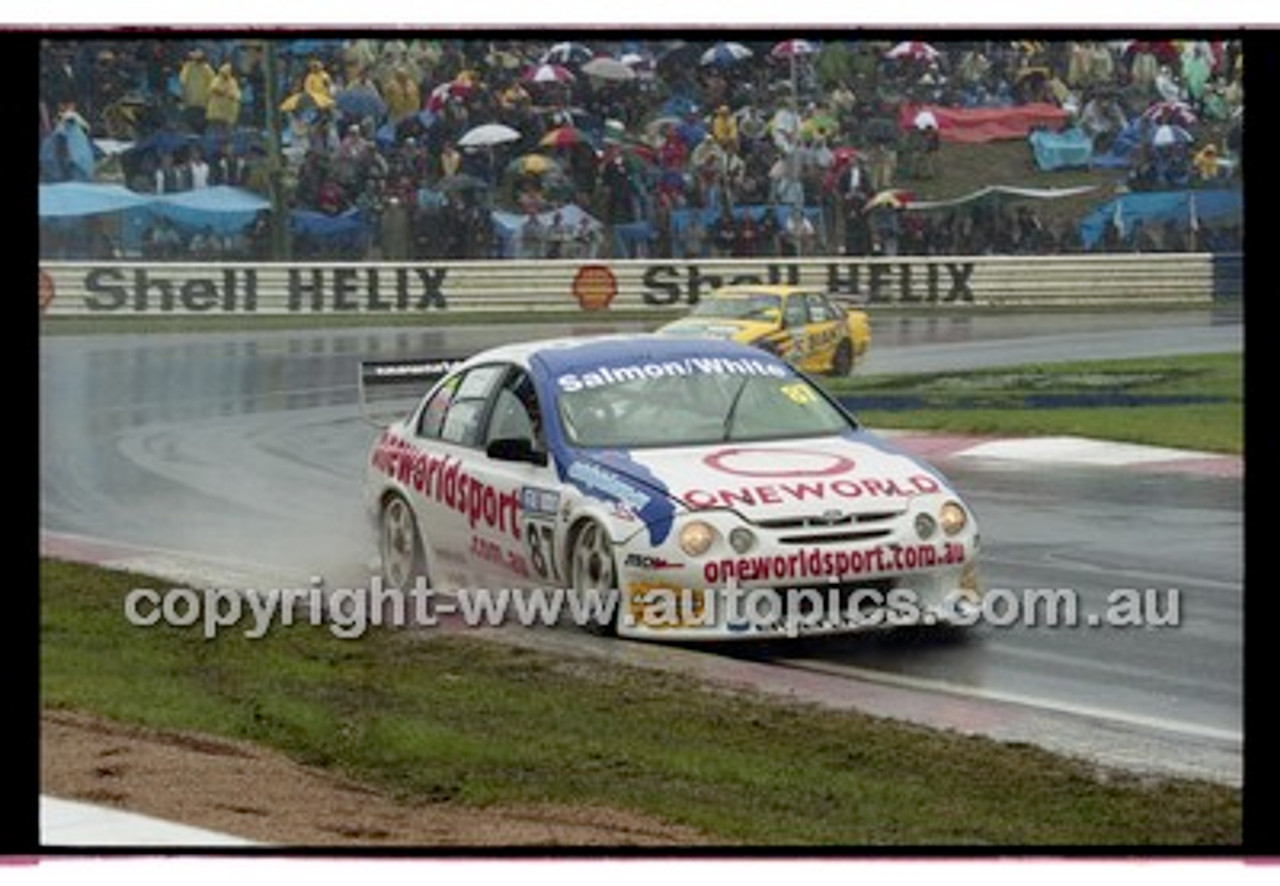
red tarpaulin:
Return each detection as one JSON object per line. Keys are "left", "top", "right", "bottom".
{"left": 898, "top": 103, "right": 1071, "bottom": 144}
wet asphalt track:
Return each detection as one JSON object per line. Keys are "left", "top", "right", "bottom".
{"left": 38, "top": 306, "right": 1244, "bottom": 782}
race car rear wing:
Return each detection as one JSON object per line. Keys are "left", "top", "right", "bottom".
{"left": 357, "top": 357, "right": 465, "bottom": 427}
{"left": 826, "top": 293, "right": 870, "bottom": 311}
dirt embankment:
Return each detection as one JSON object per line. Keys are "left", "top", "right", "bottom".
{"left": 41, "top": 709, "right": 708, "bottom": 847}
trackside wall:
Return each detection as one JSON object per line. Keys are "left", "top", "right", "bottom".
{"left": 39, "top": 253, "right": 1239, "bottom": 316}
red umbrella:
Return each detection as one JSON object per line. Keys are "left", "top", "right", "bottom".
{"left": 884, "top": 41, "right": 941, "bottom": 62}
{"left": 599, "top": 142, "right": 657, "bottom": 167}
{"left": 523, "top": 63, "right": 576, "bottom": 85}
{"left": 539, "top": 125, "right": 592, "bottom": 149}
{"left": 771, "top": 39, "right": 820, "bottom": 59}
{"left": 1127, "top": 40, "right": 1180, "bottom": 65}
{"left": 425, "top": 80, "right": 472, "bottom": 112}
{"left": 1142, "top": 100, "right": 1198, "bottom": 126}
{"left": 832, "top": 146, "right": 862, "bottom": 167}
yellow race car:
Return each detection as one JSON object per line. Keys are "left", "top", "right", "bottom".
{"left": 656, "top": 285, "right": 871, "bottom": 376}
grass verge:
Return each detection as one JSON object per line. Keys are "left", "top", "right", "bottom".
{"left": 41, "top": 558, "right": 1241, "bottom": 846}
{"left": 828, "top": 353, "right": 1243, "bottom": 454}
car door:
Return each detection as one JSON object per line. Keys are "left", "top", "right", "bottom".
{"left": 764, "top": 294, "right": 810, "bottom": 367}
{"left": 466, "top": 365, "right": 564, "bottom": 589}
{"left": 407, "top": 362, "right": 507, "bottom": 588}
{"left": 802, "top": 292, "right": 844, "bottom": 372}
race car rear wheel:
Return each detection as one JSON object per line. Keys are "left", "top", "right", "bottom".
{"left": 380, "top": 494, "right": 426, "bottom": 589}
{"left": 569, "top": 519, "right": 619, "bottom": 637}
{"left": 829, "top": 340, "right": 854, "bottom": 377}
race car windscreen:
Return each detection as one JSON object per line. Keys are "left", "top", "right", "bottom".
{"left": 557, "top": 371, "right": 854, "bottom": 449}
{"left": 687, "top": 292, "right": 781, "bottom": 321}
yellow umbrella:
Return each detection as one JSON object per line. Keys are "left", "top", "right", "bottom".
{"left": 506, "top": 153, "right": 561, "bottom": 176}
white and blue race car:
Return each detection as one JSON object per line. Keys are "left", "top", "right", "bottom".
{"left": 361, "top": 334, "right": 981, "bottom": 640}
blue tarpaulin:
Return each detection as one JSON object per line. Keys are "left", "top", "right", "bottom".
{"left": 1028, "top": 126, "right": 1094, "bottom": 171}
{"left": 290, "top": 208, "right": 367, "bottom": 238}
{"left": 491, "top": 204, "right": 604, "bottom": 257}
{"left": 39, "top": 119, "right": 97, "bottom": 182}
{"left": 39, "top": 182, "right": 269, "bottom": 233}
{"left": 39, "top": 182, "right": 153, "bottom": 217}
{"left": 148, "top": 186, "right": 271, "bottom": 234}
{"left": 668, "top": 204, "right": 824, "bottom": 249}
{"left": 1078, "top": 189, "right": 1242, "bottom": 250}
{"left": 613, "top": 221, "right": 656, "bottom": 257}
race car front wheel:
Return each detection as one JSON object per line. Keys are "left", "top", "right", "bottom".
{"left": 569, "top": 519, "right": 620, "bottom": 637}
{"left": 380, "top": 494, "right": 426, "bottom": 589}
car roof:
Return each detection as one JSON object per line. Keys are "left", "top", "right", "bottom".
{"left": 459, "top": 333, "right": 792, "bottom": 376}
{"left": 707, "top": 285, "right": 815, "bottom": 298}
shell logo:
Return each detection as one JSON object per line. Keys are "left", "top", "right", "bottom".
{"left": 572, "top": 265, "right": 617, "bottom": 311}
{"left": 39, "top": 270, "right": 55, "bottom": 315}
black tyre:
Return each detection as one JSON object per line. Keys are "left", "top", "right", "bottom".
{"left": 829, "top": 339, "right": 854, "bottom": 377}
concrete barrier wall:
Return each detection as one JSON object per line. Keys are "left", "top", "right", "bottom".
{"left": 39, "top": 253, "right": 1237, "bottom": 317}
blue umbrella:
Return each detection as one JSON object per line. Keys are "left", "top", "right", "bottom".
{"left": 661, "top": 95, "right": 700, "bottom": 117}
{"left": 375, "top": 122, "right": 398, "bottom": 149}
{"left": 335, "top": 83, "right": 388, "bottom": 123}
{"left": 677, "top": 119, "right": 707, "bottom": 149}
{"left": 700, "top": 41, "right": 753, "bottom": 67}
{"left": 129, "top": 127, "right": 197, "bottom": 159}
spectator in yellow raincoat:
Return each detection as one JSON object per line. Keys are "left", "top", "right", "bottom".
{"left": 711, "top": 105, "right": 739, "bottom": 155}
{"left": 1193, "top": 144, "right": 1224, "bottom": 181}
{"left": 205, "top": 63, "right": 241, "bottom": 133}
{"left": 383, "top": 65, "right": 420, "bottom": 123}
{"left": 179, "top": 48, "right": 217, "bottom": 132}
{"left": 499, "top": 80, "right": 531, "bottom": 111}
{"left": 281, "top": 59, "right": 336, "bottom": 113}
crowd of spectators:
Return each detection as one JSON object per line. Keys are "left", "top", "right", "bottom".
{"left": 38, "top": 36, "right": 1245, "bottom": 261}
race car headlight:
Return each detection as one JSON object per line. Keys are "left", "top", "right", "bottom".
{"left": 729, "top": 527, "right": 756, "bottom": 554}
{"left": 939, "top": 501, "right": 968, "bottom": 536}
{"left": 679, "top": 520, "right": 717, "bottom": 557}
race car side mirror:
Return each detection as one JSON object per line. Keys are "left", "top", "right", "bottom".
{"left": 486, "top": 437, "right": 549, "bottom": 467}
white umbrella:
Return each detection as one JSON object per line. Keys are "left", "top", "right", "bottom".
{"left": 581, "top": 56, "right": 637, "bottom": 82}
{"left": 457, "top": 122, "right": 522, "bottom": 148}
{"left": 1152, "top": 123, "right": 1192, "bottom": 148}
{"left": 523, "top": 63, "right": 575, "bottom": 84}
{"left": 913, "top": 109, "right": 939, "bottom": 130}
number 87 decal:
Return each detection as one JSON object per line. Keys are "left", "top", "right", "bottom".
{"left": 525, "top": 520, "right": 561, "bottom": 582}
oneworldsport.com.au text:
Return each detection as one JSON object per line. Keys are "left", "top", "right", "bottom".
{"left": 123, "top": 579, "right": 1183, "bottom": 640}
